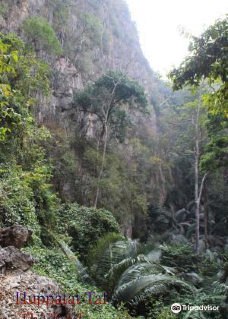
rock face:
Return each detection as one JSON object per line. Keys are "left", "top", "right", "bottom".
{"left": 0, "top": 246, "right": 35, "bottom": 272}
{"left": 0, "top": 225, "right": 75, "bottom": 319}
{"left": 0, "top": 271, "right": 75, "bottom": 319}
{"left": 0, "top": 0, "right": 164, "bottom": 134}
{"left": 0, "top": 225, "right": 32, "bottom": 249}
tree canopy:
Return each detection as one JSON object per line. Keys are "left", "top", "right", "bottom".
{"left": 23, "top": 17, "right": 62, "bottom": 55}
{"left": 169, "top": 15, "right": 228, "bottom": 115}
{"left": 72, "top": 71, "right": 148, "bottom": 142}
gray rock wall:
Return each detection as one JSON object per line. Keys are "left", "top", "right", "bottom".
{"left": 0, "top": 0, "right": 162, "bottom": 136}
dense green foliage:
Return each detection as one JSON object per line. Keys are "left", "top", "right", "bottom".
{"left": 0, "top": 33, "right": 57, "bottom": 241}
{"left": 0, "top": 4, "right": 227, "bottom": 319}
{"left": 169, "top": 16, "right": 228, "bottom": 182}
{"left": 72, "top": 71, "right": 148, "bottom": 207}
{"left": 0, "top": 32, "right": 135, "bottom": 319}
{"left": 72, "top": 71, "right": 148, "bottom": 143}
{"left": 169, "top": 15, "right": 228, "bottom": 115}
{"left": 23, "top": 17, "right": 62, "bottom": 55}
{"left": 0, "top": 33, "right": 49, "bottom": 138}
{"left": 85, "top": 238, "right": 227, "bottom": 318}
{"left": 169, "top": 17, "right": 228, "bottom": 252}
{"left": 25, "top": 246, "right": 134, "bottom": 319}
{"left": 56, "top": 203, "right": 120, "bottom": 257}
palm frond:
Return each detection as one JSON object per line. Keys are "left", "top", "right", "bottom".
{"left": 87, "top": 237, "right": 142, "bottom": 292}
{"left": 107, "top": 254, "right": 149, "bottom": 280}
{"left": 183, "top": 309, "right": 207, "bottom": 319}
{"left": 146, "top": 248, "right": 162, "bottom": 263}
{"left": 112, "top": 274, "right": 195, "bottom": 305}
{"left": 116, "top": 262, "right": 165, "bottom": 288}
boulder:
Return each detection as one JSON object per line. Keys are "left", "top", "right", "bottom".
{"left": 0, "top": 225, "right": 32, "bottom": 248}
{"left": 0, "top": 271, "right": 76, "bottom": 319}
{"left": 0, "top": 246, "right": 35, "bottom": 272}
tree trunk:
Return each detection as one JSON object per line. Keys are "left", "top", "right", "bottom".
{"left": 204, "top": 182, "right": 208, "bottom": 250}
{"left": 195, "top": 172, "right": 208, "bottom": 252}
{"left": 94, "top": 123, "right": 108, "bottom": 207}
{"left": 194, "top": 105, "right": 200, "bottom": 253}
{"left": 194, "top": 95, "right": 209, "bottom": 253}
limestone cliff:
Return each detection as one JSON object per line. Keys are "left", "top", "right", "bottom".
{"left": 0, "top": 0, "right": 165, "bottom": 135}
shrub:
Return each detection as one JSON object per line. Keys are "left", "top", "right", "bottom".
{"left": 161, "top": 244, "right": 201, "bottom": 273}
{"left": 23, "top": 17, "right": 62, "bottom": 55}
{"left": 56, "top": 203, "right": 120, "bottom": 257}
{"left": 0, "top": 3, "right": 8, "bottom": 14}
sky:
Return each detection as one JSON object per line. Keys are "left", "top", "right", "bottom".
{"left": 125, "top": 0, "right": 228, "bottom": 76}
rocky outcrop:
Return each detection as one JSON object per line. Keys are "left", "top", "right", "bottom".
{"left": 0, "top": 246, "right": 35, "bottom": 273}
{"left": 0, "top": 225, "right": 32, "bottom": 249}
{"left": 0, "top": 225, "right": 75, "bottom": 319}
{"left": 0, "top": 226, "right": 34, "bottom": 274}
{"left": 0, "top": 270, "right": 76, "bottom": 319}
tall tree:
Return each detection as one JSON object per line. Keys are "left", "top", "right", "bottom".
{"left": 72, "top": 71, "right": 148, "bottom": 207}
{"left": 169, "top": 17, "right": 228, "bottom": 172}
{"left": 193, "top": 93, "right": 208, "bottom": 253}
{"left": 174, "top": 93, "right": 208, "bottom": 252}
{"left": 170, "top": 16, "right": 228, "bottom": 251}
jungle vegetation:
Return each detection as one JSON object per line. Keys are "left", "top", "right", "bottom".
{"left": 0, "top": 5, "right": 227, "bottom": 319}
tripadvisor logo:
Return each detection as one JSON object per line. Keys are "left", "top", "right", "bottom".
{"left": 171, "top": 303, "right": 181, "bottom": 313}
{"left": 171, "top": 303, "right": 220, "bottom": 313}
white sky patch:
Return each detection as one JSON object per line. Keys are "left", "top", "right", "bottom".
{"left": 125, "top": 0, "right": 228, "bottom": 76}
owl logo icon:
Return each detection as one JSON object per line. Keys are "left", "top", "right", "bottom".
{"left": 171, "top": 303, "right": 182, "bottom": 313}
